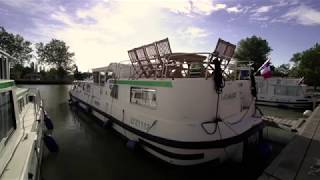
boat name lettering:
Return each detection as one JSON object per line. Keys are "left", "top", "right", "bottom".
{"left": 130, "top": 118, "right": 151, "bottom": 131}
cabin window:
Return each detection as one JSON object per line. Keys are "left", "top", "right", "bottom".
{"left": 110, "top": 85, "right": 118, "bottom": 99}
{"left": 274, "top": 85, "right": 287, "bottom": 96}
{"left": 86, "top": 84, "right": 91, "bottom": 93}
{"left": 130, "top": 87, "right": 157, "bottom": 108}
{"left": 0, "top": 58, "right": 8, "bottom": 79}
{"left": 0, "top": 91, "right": 16, "bottom": 149}
{"left": 93, "top": 72, "right": 99, "bottom": 84}
{"left": 100, "top": 72, "right": 105, "bottom": 85}
{"left": 287, "top": 86, "right": 298, "bottom": 96}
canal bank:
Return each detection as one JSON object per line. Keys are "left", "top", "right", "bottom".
{"left": 18, "top": 84, "right": 297, "bottom": 180}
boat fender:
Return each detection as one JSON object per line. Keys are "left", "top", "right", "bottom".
{"left": 102, "top": 120, "right": 113, "bottom": 128}
{"left": 44, "top": 114, "right": 54, "bottom": 130}
{"left": 86, "top": 107, "right": 92, "bottom": 113}
{"left": 126, "top": 140, "right": 138, "bottom": 150}
{"left": 258, "top": 142, "right": 272, "bottom": 159}
{"left": 43, "top": 134, "right": 59, "bottom": 152}
{"left": 68, "top": 99, "right": 73, "bottom": 105}
{"left": 303, "top": 110, "right": 312, "bottom": 117}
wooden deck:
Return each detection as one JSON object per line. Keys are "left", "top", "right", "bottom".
{"left": 262, "top": 116, "right": 306, "bottom": 133}
{"left": 259, "top": 106, "right": 320, "bottom": 180}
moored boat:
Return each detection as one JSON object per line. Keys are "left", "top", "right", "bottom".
{"left": 69, "top": 38, "right": 264, "bottom": 165}
{"left": 0, "top": 50, "right": 53, "bottom": 180}
{"left": 255, "top": 76, "right": 319, "bottom": 109}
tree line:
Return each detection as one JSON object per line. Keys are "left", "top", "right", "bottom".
{"left": 0, "top": 26, "right": 88, "bottom": 81}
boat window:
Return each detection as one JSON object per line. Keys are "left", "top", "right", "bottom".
{"left": 287, "top": 86, "right": 298, "bottom": 96}
{"left": 111, "top": 85, "right": 118, "bottom": 99}
{"left": 0, "top": 91, "right": 16, "bottom": 149}
{"left": 0, "top": 58, "right": 8, "bottom": 79}
{"left": 100, "top": 72, "right": 105, "bottom": 85}
{"left": 86, "top": 84, "right": 91, "bottom": 93}
{"left": 130, "top": 87, "right": 157, "bottom": 108}
{"left": 93, "top": 72, "right": 99, "bottom": 84}
{"left": 274, "top": 85, "right": 287, "bottom": 96}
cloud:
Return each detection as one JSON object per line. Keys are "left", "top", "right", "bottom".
{"left": 254, "top": 5, "right": 273, "bottom": 14}
{"left": 250, "top": 16, "right": 270, "bottom": 21}
{"left": 160, "top": 0, "right": 227, "bottom": 16}
{"left": 44, "top": 1, "right": 213, "bottom": 70}
{"left": 226, "top": 6, "right": 242, "bottom": 13}
{"left": 179, "top": 26, "right": 209, "bottom": 39}
{"left": 281, "top": 5, "right": 320, "bottom": 26}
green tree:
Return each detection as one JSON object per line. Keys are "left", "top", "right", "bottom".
{"left": 272, "top": 63, "right": 290, "bottom": 77}
{"left": 290, "top": 43, "right": 320, "bottom": 89}
{"left": 36, "top": 39, "right": 75, "bottom": 80}
{"left": 234, "top": 35, "right": 272, "bottom": 71}
{"left": 0, "top": 27, "right": 33, "bottom": 65}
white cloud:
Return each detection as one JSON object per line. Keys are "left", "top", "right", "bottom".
{"left": 251, "top": 16, "right": 269, "bottom": 21}
{"left": 156, "top": 0, "right": 226, "bottom": 16}
{"left": 212, "top": 3, "right": 227, "bottom": 11}
{"left": 226, "top": 6, "right": 242, "bottom": 13}
{"left": 59, "top": 6, "right": 66, "bottom": 12}
{"left": 281, "top": 5, "right": 320, "bottom": 26}
{"left": 179, "top": 26, "right": 209, "bottom": 39}
{"left": 252, "top": 5, "right": 273, "bottom": 14}
{"left": 0, "top": 0, "right": 56, "bottom": 14}
{"left": 44, "top": 1, "right": 212, "bottom": 70}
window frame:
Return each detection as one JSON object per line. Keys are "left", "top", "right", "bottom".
{"left": 110, "top": 84, "right": 118, "bottom": 99}
{"left": 130, "top": 86, "right": 157, "bottom": 109}
{"left": 0, "top": 90, "right": 17, "bottom": 153}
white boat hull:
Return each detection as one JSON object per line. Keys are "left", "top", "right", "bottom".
{"left": 70, "top": 92, "right": 263, "bottom": 166}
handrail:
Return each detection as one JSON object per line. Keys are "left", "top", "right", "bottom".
{"left": 27, "top": 88, "right": 44, "bottom": 120}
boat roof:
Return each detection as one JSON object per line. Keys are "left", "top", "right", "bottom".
{"left": 255, "top": 76, "right": 305, "bottom": 86}
{"left": 92, "top": 66, "right": 110, "bottom": 72}
{"left": 16, "top": 88, "right": 29, "bottom": 98}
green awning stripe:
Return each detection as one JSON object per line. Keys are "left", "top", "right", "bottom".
{"left": 0, "top": 81, "right": 15, "bottom": 89}
{"left": 115, "top": 80, "right": 173, "bottom": 87}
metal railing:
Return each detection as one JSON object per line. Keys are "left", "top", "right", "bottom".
{"left": 27, "top": 88, "right": 44, "bottom": 121}
{"left": 107, "top": 53, "right": 253, "bottom": 80}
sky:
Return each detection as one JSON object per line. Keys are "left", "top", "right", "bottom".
{"left": 0, "top": 0, "right": 320, "bottom": 71}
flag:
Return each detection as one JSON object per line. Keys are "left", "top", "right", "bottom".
{"left": 260, "top": 61, "right": 272, "bottom": 79}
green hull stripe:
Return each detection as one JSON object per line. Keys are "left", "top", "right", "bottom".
{"left": 115, "top": 80, "right": 172, "bottom": 87}
{"left": 0, "top": 81, "right": 15, "bottom": 89}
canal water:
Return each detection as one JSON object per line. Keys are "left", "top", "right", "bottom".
{"left": 18, "top": 85, "right": 301, "bottom": 180}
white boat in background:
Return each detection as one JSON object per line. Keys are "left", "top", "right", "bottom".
{"left": 256, "top": 76, "right": 319, "bottom": 109}
{"left": 69, "top": 38, "right": 264, "bottom": 166}
{"left": 0, "top": 50, "right": 55, "bottom": 180}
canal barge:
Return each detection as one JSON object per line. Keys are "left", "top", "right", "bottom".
{"left": 256, "top": 76, "right": 319, "bottom": 109}
{"left": 69, "top": 38, "right": 264, "bottom": 165}
{"left": 0, "top": 50, "right": 47, "bottom": 180}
